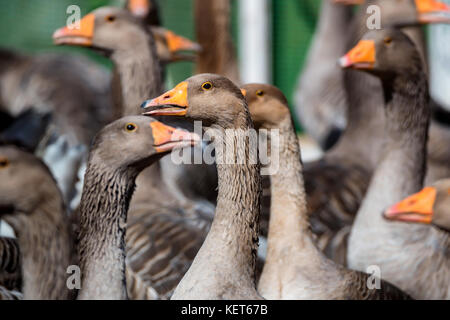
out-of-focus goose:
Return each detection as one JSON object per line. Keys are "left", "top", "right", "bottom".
{"left": 0, "top": 145, "right": 74, "bottom": 299}
{"left": 342, "top": 28, "right": 449, "bottom": 299}
{"left": 303, "top": 0, "right": 450, "bottom": 265}
{"left": 242, "top": 83, "right": 411, "bottom": 300}
{"left": 295, "top": 0, "right": 352, "bottom": 149}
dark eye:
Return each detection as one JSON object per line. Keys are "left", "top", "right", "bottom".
{"left": 202, "top": 82, "right": 213, "bottom": 90}
{"left": 256, "top": 90, "right": 264, "bottom": 97}
{"left": 106, "top": 15, "right": 116, "bottom": 22}
{"left": 125, "top": 123, "right": 137, "bottom": 132}
{"left": 384, "top": 37, "right": 392, "bottom": 46}
{"left": 0, "top": 158, "right": 9, "bottom": 169}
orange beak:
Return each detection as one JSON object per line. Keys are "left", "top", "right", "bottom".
{"left": 384, "top": 187, "right": 437, "bottom": 224}
{"left": 150, "top": 121, "right": 199, "bottom": 153}
{"left": 53, "top": 13, "right": 95, "bottom": 46}
{"left": 166, "top": 30, "right": 202, "bottom": 54}
{"left": 339, "top": 40, "right": 376, "bottom": 70}
{"left": 141, "top": 82, "right": 189, "bottom": 116}
{"left": 128, "top": 0, "right": 150, "bottom": 18}
{"left": 415, "top": 0, "right": 450, "bottom": 23}
{"left": 241, "top": 88, "right": 247, "bottom": 97}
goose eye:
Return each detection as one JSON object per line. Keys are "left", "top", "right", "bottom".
{"left": 201, "top": 82, "right": 213, "bottom": 91}
{"left": 384, "top": 37, "right": 392, "bottom": 46}
{"left": 125, "top": 123, "right": 137, "bottom": 132}
{"left": 0, "top": 158, "right": 9, "bottom": 169}
{"left": 106, "top": 15, "right": 116, "bottom": 22}
{"left": 256, "top": 90, "right": 264, "bottom": 97}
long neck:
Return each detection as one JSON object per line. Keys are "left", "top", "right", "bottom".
{"left": 194, "top": 112, "right": 261, "bottom": 285}
{"left": 78, "top": 162, "right": 137, "bottom": 300}
{"left": 194, "top": 0, "right": 239, "bottom": 84}
{"left": 5, "top": 191, "right": 73, "bottom": 300}
{"left": 358, "top": 70, "right": 430, "bottom": 226}
{"left": 265, "top": 116, "right": 319, "bottom": 254}
{"left": 111, "top": 34, "right": 162, "bottom": 117}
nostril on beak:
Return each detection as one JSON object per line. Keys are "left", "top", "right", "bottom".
{"left": 140, "top": 100, "right": 149, "bottom": 109}
{"left": 163, "top": 95, "right": 170, "bottom": 99}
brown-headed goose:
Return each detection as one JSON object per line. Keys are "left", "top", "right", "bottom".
{"left": 242, "top": 84, "right": 410, "bottom": 300}
{"left": 384, "top": 179, "right": 450, "bottom": 232}
{"left": 295, "top": 0, "right": 352, "bottom": 149}
{"left": 78, "top": 116, "right": 199, "bottom": 299}
{"left": 341, "top": 28, "right": 449, "bottom": 299}
{"left": 0, "top": 145, "right": 75, "bottom": 299}
{"left": 303, "top": 0, "right": 450, "bottom": 265}
{"left": 142, "top": 74, "right": 262, "bottom": 299}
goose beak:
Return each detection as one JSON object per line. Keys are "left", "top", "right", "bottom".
{"left": 339, "top": 40, "right": 376, "bottom": 70}
{"left": 128, "top": 0, "right": 150, "bottom": 18}
{"left": 416, "top": 0, "right": 450, "bottom": 24}
{"left": 150, "top": 121, "right": 200, "bottom": 153}
{"left": 241, "top": 88, "right": 247, "bottom": 97}
{"left": 166, "top": 30, "right": 202, "bottom": 54}
{"left": 383, "top": 187, "right": 437, "bottom": 224}
{"left": 141, "top": 82, "right": 189, "bottom": 116}
{"left": 53, "top": 13, "right": 95, "bottom": 46}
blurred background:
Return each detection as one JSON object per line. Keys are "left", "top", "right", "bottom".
{"left": 0, "top": 0, "right": 449, "bottom": 132}
{"left": 0, "top": 0, "right": 322, "bottom": 131}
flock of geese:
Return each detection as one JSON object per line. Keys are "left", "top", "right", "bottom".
{"left": 0, "top": 0, "right": 449, "bottom": 300}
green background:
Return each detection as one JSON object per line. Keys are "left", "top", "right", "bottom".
{"left": 0, "top": 0, "right": 322, "bottom": 130}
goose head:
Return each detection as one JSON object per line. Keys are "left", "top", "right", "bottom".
{"left": 334, "top": 0, "right": 450, "bottom": 25}
{"left": 384, "top": 179, "right": 450, "bottom": 230}
{"left": 339, "top": 28, "right": 422, "bottom": 79}
{"left": 141, "top": 73, "right": 248, "bottom": 128}
{"left": 89, "top": 116, "right": 199, "bottom": 173}
{"left": 53, "top": 7, "right": 200, "bottom": 61}
{"left": 151, "top": 26, "right": 202, "bottom": 63}
{"left": 241, "top": 84, "right": 290, "bottom": 130}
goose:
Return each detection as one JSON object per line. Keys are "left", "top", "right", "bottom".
{"left": 142, "top": 74, "right": 262, "bottom": 299}
{"left": 295, "top": 0, "right": 352, "bottom": 149}
{"left": 302, "top": 0, "right": 450, "bottom": 265}
{"left": 341, "top": 28, "right": 450, "bottom": 299}
{"left": 53, "top": 7, "right": 212, "bottom": 299}
{"left": 384, "top": 178, "right": 450, "bottom": 232}
{"left": 77, "top": 116, "right": 199, "bottom": 299}
{"left": 0, "top": 145, "right": 75, "bottom": 299}
{"left": 241, "top": 83, "right": 411, "bottom": 300}
{"left": 194, "top": 0, "right": 240, "bottom": 84}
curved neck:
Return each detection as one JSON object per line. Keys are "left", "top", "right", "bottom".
{"left": 358, "top": 70, "right": 430, "bottom": 226}
{"left": 5, "top": 192, "right": 73, "bottom": 300}
{"left": 78, "top": 163, "right": 137, "bottom": 300}
{"left": 111, "top": 33, "right": 162, "bottom": 117}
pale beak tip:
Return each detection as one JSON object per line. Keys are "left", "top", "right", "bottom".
{"left": 338, "top": 56, "right": 351, "bottom": 68}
